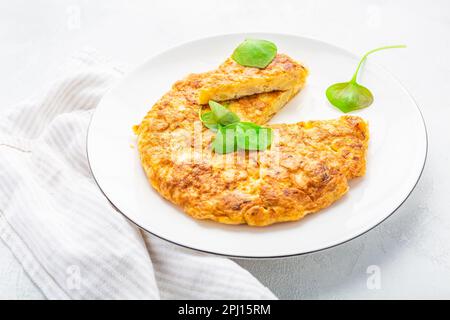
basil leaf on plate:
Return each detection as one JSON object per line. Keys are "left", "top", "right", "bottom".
{"left": 326, "top": 45, "right": 405, "bottom": 113}
{"left": 232, "top": 39, "right": 277, "bottom": 69}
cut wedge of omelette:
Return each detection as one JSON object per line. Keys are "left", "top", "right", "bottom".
{"left": 134, "top": 53, "right": 369, "bottom": 226}
{"left": 187, "top": 54, "right": 308, "bottom": 104}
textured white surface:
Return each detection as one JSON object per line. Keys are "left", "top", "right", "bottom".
{"left": 0, "top": 55, "right": 275, "bottom": 300}
{"left": 0, "top": 0, "right": 448, "bottom": 299}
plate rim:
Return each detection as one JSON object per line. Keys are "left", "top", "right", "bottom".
{"left": 86, "top": 32, "right": 428, "bottom": 259}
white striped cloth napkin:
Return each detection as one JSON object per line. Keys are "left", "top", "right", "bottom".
{"left": 0, "top": 50, "right": 276, "bottom": 300}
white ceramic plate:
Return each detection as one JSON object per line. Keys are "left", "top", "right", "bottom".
{"left": 87, "top": 33, "right": 427, "bottom": 258}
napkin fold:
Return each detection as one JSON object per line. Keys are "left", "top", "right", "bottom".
{"left": 0, "top": 50, "right": 276, "bottom": 300}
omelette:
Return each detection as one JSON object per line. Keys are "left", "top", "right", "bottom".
{"left": 134, "top": 54, "right": 369, "bottom": 226}
{"left": 192, "top": 54, "right": 306, "bottom": 104}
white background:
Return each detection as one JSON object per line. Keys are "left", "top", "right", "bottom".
{"left": 0, "top": 0, "right": 449, "bottom": 299}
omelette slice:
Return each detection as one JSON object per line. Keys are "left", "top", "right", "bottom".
{"left": 194, "top": 85, "right": 302, "bottom": 127}
{"left": 227, "top": 84, "right": 302, "bottom": 125}
{"left": 135, "top": 53, "right": 368, "bottom": 226}
{"left": 187, "top": 54, "right": 308, "bottom": 104}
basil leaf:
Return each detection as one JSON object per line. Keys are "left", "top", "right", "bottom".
{"left": 257, "top": 127, "right": 273, "bottom": 150}
{"left": 235, "top": 123, "right": 247, "bottom": 150}
{"left": 326, "top": 82, "right": 373, "bottom": 113}
{"left": 231, "top": 39, "right": 277, "bottom": 69}
{"left": 200, "top": 111, "right": 219, "bottom": 131}
{"left": 213, "top": 122, "right": 273, "bottom": 154}
{"left": 209, "top": 100, "right": 240, "bottom": 126}
{"left": 326, "top": 45, "right": 405, "bottom": 113}
{"left": 213, "top": 125, "right": 237, "bottom": 154}
{"left": 202, "top": 102, "right": 272, "bottom": 154}
{"left": 238, "top": 122, "right": 273, "bottom": 151}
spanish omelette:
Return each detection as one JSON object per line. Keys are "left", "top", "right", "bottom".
{"left": 135, "top": 54, "right": 368, "bottom": 226}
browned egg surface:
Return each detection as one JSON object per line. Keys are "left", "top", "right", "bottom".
{"left": 134, "top": 54, "right": 368, "bottom": 226}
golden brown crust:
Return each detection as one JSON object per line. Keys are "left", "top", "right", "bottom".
{"left": 281, "top": 116, "right": 369, "bottom": 179}
{"left": 135, "top": 54, "right": 368, "bottom": 226}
